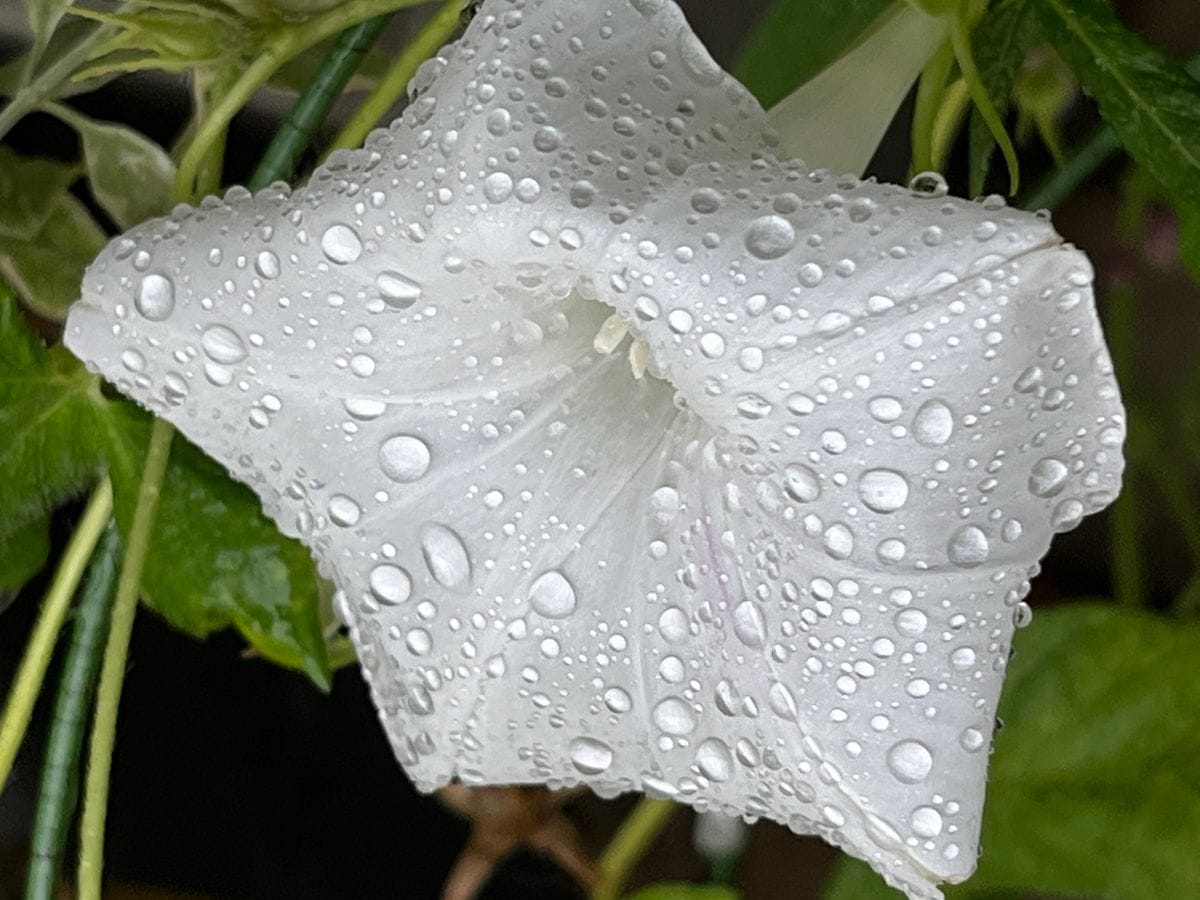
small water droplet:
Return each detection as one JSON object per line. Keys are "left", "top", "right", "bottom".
{"left": 948, "top": 525, "right": 989, "bottom": 568}
{"left": 529, "top": 570, "right": 576, "bottom": 618}
{"left": 420, "top": 523, "right": 471, "bottom": 589}
{"left": 858, "top": 469, "right": 910, "bottom": 513}
{"left": 376, "top": 271, "right": 423, "bottom": 307}
{"left": 913, "top": 399, "right": 954, "bottom": 446}
{"left": 569, "top": 737, "right": 613, "bottom": 774}
{"left": 369, "top": 564, "right": 411, "bottom": 605}
{"left": 135, "top": 274, "right": 175, "bottom": 320}
{"left": 653, "top": 697, "right": 697, "bottom": 735}
{"left": 887, "top": 740, "right": 933, "bottom": 783}
{"left": 379, "top": 435, "right": 431, "bottom": 482}
{"left": 201, "top": 325, "right": 247, "bottom": 364}
{"left": 321, "top": 224, "right": 363, "bottom": 263}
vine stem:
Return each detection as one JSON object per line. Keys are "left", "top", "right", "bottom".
{"left": 592, "top": 798, "right": 677, "bottom": 900}
{"left": 327, "top": 0, "right": 464, "bottom": 155}
{"left": 25, "top": 526, "right": 122, "bottom": 900}
{"left": 174, "top": 0, "right": 437, "bottom": 200}
{"left": 0, "top": 481, "right": 113, "bottom": 790}
{"left": 77, "top": 418, "right": 173, "bottom": 900}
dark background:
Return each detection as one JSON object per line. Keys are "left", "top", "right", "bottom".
{"left": 2, "top": 1, "right": 1199, "bottom": 898}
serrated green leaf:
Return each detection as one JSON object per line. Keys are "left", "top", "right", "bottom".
{"left": 0, "top": 193, "right": 106, "bottom": 321}
{"left": 1035, "top": 0, "right": 1200, "bottom": 209}
{"left": 100, "top": 401, "right": 331, "bottom": 688}
{"left": 967, "top": 0, "right": 1040, "bottom": 197}
{"left": 0, "top": 146, "right": 81, "bottom": 240}
{"left": 628, "top": 885, "right": 740, "bottom": 900}
{"left": 0, "top": 514, "right": 52, "bottom": 594}
{"left": 45, "top": 105, "right": 175, "bottom": 229}
{"left": 0, "top": 288, "right": 107, "bottom": 529}
{"left": 825, "top": 604, "right": 1200, "bottom": 900}
{"left": 733, "top": 0, "right": 895, "bottom": 109}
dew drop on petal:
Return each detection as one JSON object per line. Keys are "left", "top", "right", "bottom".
{"left": 911, "top": 806, "right": 943, "bottom": 838}
{"left": 913, "top": 399, "right": 954, "bottom": 447}
{"left": 529, "top": 570, "right": 576, "bottom": 618}
{"left": 369, "top": 564, "right": 411, "bottom": 605}
{"left": 201, "top": 325, "right": 247, "bottom": 364}
{"left": 135, "top": 274, "right": 175, "bottom": 320}
{"left": 857, "top": 469, "right": 910, "bottom": 513}
{"left": 948, "top": 525, "right": 990, "bottom": 567}
{"left": 744, "top": 215, "right": 795, "bottom": 260}
{"left": 376, "top": 271, "right": 423, "bottom": 307}
{"left": 653, "top": 697, "right": 697, "bottom": 735}
{"left": 695, "top": 737, "right": 734, "bottom": 781}
{"left": 887, "top": 740, "right": 933, "bottom": 783}
{"left": 328, "top": 494, "right": 361, "bottom": 527}
{"left": 1029, "top": 457, "right": 1069, "bottom": 497}
{"left": 419, "top": 523, "right": 471, "bottom": 589}
{"left": 379, "top": 435, "right": 431, "bottom": 483}
{"left": 569, "top": 737, "right": 613, "bottom": 774}
{"left": 321, "top": 224, "right": 363, "bottom": 263}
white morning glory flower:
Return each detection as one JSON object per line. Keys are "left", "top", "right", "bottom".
{"left": 64, "top": 1, "right": 1125, "bottom": 896}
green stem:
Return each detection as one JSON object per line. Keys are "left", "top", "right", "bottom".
{"left": 910, "top": 37, "right": 956, "bottom": 175}
{"left": 77, "top": 419, "right": 173, "bottom": 900}
{"left": 930, "top": 77, "right": 971, "bottom": 173}
{"left": 24, "top": 526, "right": 122, "bottom": 900}
{"left": 174, "top": 0, "right": 436, "bottom": 200}
{"left": 0, "top": 482, "right": 113, "bottom": 791}
{"left": 593, "top": 798, "right": 677, "bottom": 900}
{"left": 1021, "top": 126, "right": 1122, "bottom": 212}
{"left": 327, "top": 0, "right": 464, "bottom": 154}
{"left": 248, "top": 13, "right": 394, "bottom": 191}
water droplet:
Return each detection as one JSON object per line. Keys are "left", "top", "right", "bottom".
{"left": 321, "top": 224, "right": 363, "bottom": 263}
{"left": 201, "top": 325, "right": 247, "bottom": 365}
{"left": 733, "top": 600, "right": 766, "bottom": 648}
{"left": 695, "top": 738, "right": 734, "bottom": 781}
{"left": 911, "top": 806, "right": 943, "bottom": 838}
{"left": 255, "top": 250, "right": 280, "bottom": 279}
{"left": 529, "top": 570, "right": 576, "bottom": 618}
{"left": 948, "top": 525, "right": 989, "bottom": 568}
{"left": 420, "top": 523, "right": 471, "bottom": 589}
{"left": 570, "top": 737, "right": 613, "bottom": 774}
{"left": 887, "top": 740, "right": 933, "bottom": 783}
{"left": 913, "top": 400, "right": 954, "bottom": 446}
{"left": 328, "top": 494, "right": 361, "bottom": 527}
{"left": 603, "top": 687, "right": 632, "bottom": 713}
{"left": 1029, "top": 457, "right": 1069, "bottom": 497}
{"left": 653, "top": 697, "right": 697, "bottom": 735}
{"left": 377, "top": 271, "right": 423, "bottom": 307}
{"left": 784, "top": 464, "right": 821, "bottom": 502}
{"left": 868, "top": 396, "right": 903, "bottom": 423}
{"left": 135, "top": 274, "right": 175, "bottom": 321}
{"left": 369, "top": 564, "right": 411, "bottom": 605}
{"left": 909, "top": 171, "right": 949, "bottom": 198}
{"left": 960, "top": 727, "right": 985, "bottom": 752}
{"left": 858, "top": 469, "right": 910, "bottom": 513}
{"left": 744, "top": 215, "right": 795, "bottom": 260}
{"left": 379, "top": 435, "right": 431, "bottom": 482}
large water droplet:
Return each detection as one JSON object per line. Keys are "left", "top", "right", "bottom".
{"left": 858, "top": 469, "right": 910, "bottom": 513}
{"left": 201, "top": 324, "right": 247, "bottom": 364}
{"left": 420, "top": 523, "right": 471, "bottom": 589}
{"left": 1029, "top": 457, "right": 1069, "bottom": 497}
{"left": 529, "top": 570, "right": 576, "bottom": 618}
{"left": 328, "top": 494, "right": 361, "bottom": 527}
{"left": 744, "top": 215, "right": 795, "bottom": 260}
{"left": 321, "top": 224, "right": 363, "bottom": 263}
{"left": 911, "top": 806, "right": 943, "bottom": 838}
{"left": 653, "top": 697, "right": 697, "bottom": 735}
{"left": 948, "top": 525, "right": 989, "bottom": 567}
{"left": 376, "top": 271, "right": 423, "bottom": 307}
{"left": 913, "top": 400, "right": 954, "bottom": 446}
{"left": 369, "top": 564, "right": 412, "bottom": 605}
{"left": 695, "top": 738, "right": 734, "bottom": 782}
{"left": 784, "top": 464, "right": 821, "bottom": 502}
{"left": 569, "top": 737, "right": 613, "bottom": 774}
{"left": 135, "top": 274, "right": 175, "bottom": 320}
{"left": 379, "top": 435, "right": 431, "bottom": 482}
{"left": 732, "top": 600, "right": 766, "bottom": 648}
{"left": 887, "top": 740, "right": 933, "bottom": 783}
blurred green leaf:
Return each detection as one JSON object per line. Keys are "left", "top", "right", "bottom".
{"left": 733, "top": 0, "right": 894, "bottom": 109}
{"left": 628, "top": 885, "right": 740, "bottom": 900}
{"left": 27, "top": 0, "right": 75, "bottom": 73}
{"left": 967, "top": 0, "right": 1040, "bottom": 196}
{"left": 826, "top": 603, "right": 1200, "bottom": 899}
{"left": 0, "top": 514, "right": 52, "bottom": 595}
{"left": 1012, "top": 47, "right": 1075, "bottom": 162}
{"left": 1178, "top": 202, "right": 1200, "bottom": 284}
{"left": 1035, "top": 0, "right": 1200, "bottom": 209}
{"left": 101, "top": 402, "right": 331, "bottom": 688}
{"left": 46, "top": 104, "right": 175, "bottom": 228}
{"left": 0, "top": 193, "right": 106, "bottom": 321}
{"left": 269, "top": 35, "right": 392, "bottom": 95}
{"left": 0, "top": 146, "right": 80, "bottom": 240}
{"left": 0, "top": 288, "right": 106, "bottom": 529}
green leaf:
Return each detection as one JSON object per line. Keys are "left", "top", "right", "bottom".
{"left": 1035, "top": 0, "right": 1200, "bottom": 209}
{"left": 967, "top": 0, "right": 1041, "bottom": 197}
{"left": 733, "top": 0, "right": 895, "bottom": 109}
{"left": 628, "top": 885, "right": 740, "bottom": 900}
{"left": 46, "top": 105, "right": 175, "bottom": 229}
{"left": 1178, "top": 202, "right": 1200, "bottom": 284}
{"left": 0, "top": 146, "right": 81, "bottom": 240}
{"left": 0, "top": 193, "right": 106, "bottom": 321}
{"left": 26, "top": 0, "right": 75, "bottom": 74}
{"left": 0, "top": 514, "right": 52, "bottom": 594}
{"left": 0, "top": 287, "right": 106, "bottom": 529}
{"left": 100, "top": 402, "right": 331, "bottom": 688}
{"left": 826, "top": 603, "right": 1200, "bottom": 899}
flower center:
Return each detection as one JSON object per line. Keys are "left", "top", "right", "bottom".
{"left": 593, "top": 313, "right": 651, "bottom": 379}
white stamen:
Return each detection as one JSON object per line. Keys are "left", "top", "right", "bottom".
{"left": 629, "top": 339, "right": 650, "bottom": 379}
{"left": 593, "top": 314, "right": 630, "bottom": 355}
